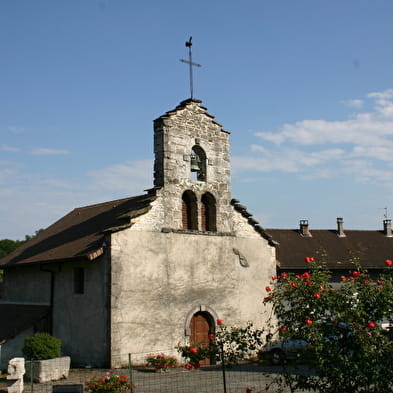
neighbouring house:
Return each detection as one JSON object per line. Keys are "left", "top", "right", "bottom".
{"left": 0, "top": 99, "right": 277, "bottom": 368}
{"left": 266, "top": 217, "right": 393, "bottom": 283}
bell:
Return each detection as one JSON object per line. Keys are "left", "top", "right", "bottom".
{"left": 190, "top": 155, "right": 200, "bottom": 172}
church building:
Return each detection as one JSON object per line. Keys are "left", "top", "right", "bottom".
{"left": 0, "top": 99, "right": 277, "bottom": 368}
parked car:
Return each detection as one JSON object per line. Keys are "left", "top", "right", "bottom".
{"left": 261, "top": 338, "right": 308, "bottom": 365}
{"left": 261, "top": 322, "right": 351, "bottom": 365}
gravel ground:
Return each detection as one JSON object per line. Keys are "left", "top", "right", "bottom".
{"left": 1, "top": 363, "right": 313, "bottom": 393}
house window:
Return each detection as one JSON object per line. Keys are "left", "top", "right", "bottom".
{"left": 73, "top": 267, "right": 84, "bottom": 294}
{"left": 190, "top": 146, "right": 207, "bottom": 181}
{"left": 201, "top": 193, "right": 217, "bottom": 232}
{"left": 182, "top": 191, "right": 198, "bottom": 230}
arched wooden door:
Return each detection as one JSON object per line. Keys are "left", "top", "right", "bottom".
{"left": 189, "top": 311, "right": 213, "bottom": 365}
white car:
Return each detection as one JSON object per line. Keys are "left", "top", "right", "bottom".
{"left": 262, "top": 338, "right": 309, "bottom": 365}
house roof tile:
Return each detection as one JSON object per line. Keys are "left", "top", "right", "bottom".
{"left": 0, "top": 192, "right": 156, "bottom": 268}
{"left": 266, "top": 228, "right": 393, "bottom": 269}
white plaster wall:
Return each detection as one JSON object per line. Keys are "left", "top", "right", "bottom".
{"left": 53, "top": 257, "right": 109, "bottom": 367}
{"left": 110, "top": 220, "right": 275, "bottom": 366}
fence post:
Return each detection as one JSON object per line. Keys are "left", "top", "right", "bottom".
{"left": 220, "top": 343, "right": 227, "bottom": 393}
{"left": 128, "top": 354, "right": 133, "bottom": 393}
{"left": 30, "top": 361, "right": 34, "bottom": 393}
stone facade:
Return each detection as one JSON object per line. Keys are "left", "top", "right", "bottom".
{"left": 1, "top": 99, "right": 276, "bottom": 368}
{"left": 109, "top": 99, "right": 276, "bottom": 366}
{"left": 153, "top": 99, "right": 232, "bottom": 232}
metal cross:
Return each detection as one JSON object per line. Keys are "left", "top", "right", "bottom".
{"left": 180, "top": 37, "right": 201, "bottom": 99}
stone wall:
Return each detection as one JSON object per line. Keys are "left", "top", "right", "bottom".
{"left": 153, "top": 100, "right": 233, "bottom": 233}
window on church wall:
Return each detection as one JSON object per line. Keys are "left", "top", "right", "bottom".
{"left": 73, "top": 267, "right": 85, "bottom": 294}
{"left": 182, "top": 191, "right": 198, "bottom": 230}
{"left": 190, "top": 146, "right": 207, "bottom": 182}
{"left": 201, "top": 193, "right": 217, "bottom": 232}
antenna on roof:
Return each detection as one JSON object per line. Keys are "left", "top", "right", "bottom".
{"left": 180, "top": 36, "right": 201, "bottom": 99}
{"left": 379, "top": 207, "right": 388, "bottom": 219}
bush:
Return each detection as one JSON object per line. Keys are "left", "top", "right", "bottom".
{"left": 176, "top": 341, "right": 214, "bottom": 369}
{"left": 263, "top": 256, "right": 393, "bottom": 393}
{"left": 22, "top": 332, "right": 62, "bottom": 360}
{"left": 85, "top": 372, "right": 130, "bottom": 393}
{"left": 145, "top": 353, "right": 178, "bottom": 370}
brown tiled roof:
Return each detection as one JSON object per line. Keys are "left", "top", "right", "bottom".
{"left": 0, "top": 304, "right": 50, "bottom": 341}
{"left": 266, "top": 228, "right": 393, "bottom": 269}
{"left": 0, "top": 192, "right": 156, "bottom": 268}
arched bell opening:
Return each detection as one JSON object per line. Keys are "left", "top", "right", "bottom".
{"left": 182, "top": 190, "right": 198, "bottom": 230}
{"left": 190, "top": 146, "right": 207, "bottom": 182}
{"left": 201, "top": 192, "right": 217, "bottom": 232}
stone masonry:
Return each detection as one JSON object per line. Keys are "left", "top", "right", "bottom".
{"left": 153, "top": 99, "right": 233, "bottom": 232}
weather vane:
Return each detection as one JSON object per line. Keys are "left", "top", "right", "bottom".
{"left": 180, "top": 36, "right": 201, "bottom": 99}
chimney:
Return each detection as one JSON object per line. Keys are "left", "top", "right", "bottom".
{"left": 299, "top": 220, "right": 311, "bottom": 237}
{"left": 336, "top": 217, "right": 345, "bottom": 237}
{"left": 383, "top": 219, "right": 392, "bottom": 237}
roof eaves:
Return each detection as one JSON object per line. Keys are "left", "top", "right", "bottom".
{"left": 103, "top": 222, "right": 132, "bottom": 234}
{"left": 230, "top": 198, "right": 277, "bottom": 247}
{"left": 1, "top": 254, "right": 93, "bottom": 269}
{"left": 86, "top": 247, "right": 105, "bottom": 261}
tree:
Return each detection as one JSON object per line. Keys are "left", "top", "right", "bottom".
{"left": 0, "top": 238, "right": 25, "bottom": 259}
{"left": 0, "top": 230, "right": 44, "bottom": 279}
{"left": 0, "top": 238, "right": 26, "bottom": 280}
{"left": 263, "top": 257, "right": 393, "bottom": 393}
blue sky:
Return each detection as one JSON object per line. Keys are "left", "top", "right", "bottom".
{"left": 1, "top": 0, "right": 393, "bottom": 240}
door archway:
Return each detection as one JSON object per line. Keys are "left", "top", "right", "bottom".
{"left": 189, "top": 311, "right": 214, "bottom": 365}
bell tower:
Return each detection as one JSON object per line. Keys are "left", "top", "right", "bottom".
{"left": 153, "top": 99, "right": 233, "bottom": 232}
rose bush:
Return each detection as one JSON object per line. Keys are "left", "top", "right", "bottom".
{"left": 176, "top": 342, "right": 211, "bottom": 369}
{"left": 145, "top": 353, "right": 177, "bottom": 371}
{"left": 177, "top": 320, "right": 266, "bottom": 368}
{"left": 263, "top": 256, "right": 393, "bottom": 393}
{"left": 85, "top": 372, "right": 130, "bottom": 393}
{"left": 213, "top": 322, "right": 265, "bottom": 365}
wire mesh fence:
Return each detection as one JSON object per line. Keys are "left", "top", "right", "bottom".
{"left": 0, "top": 350, "right": 307, "bottom": 393}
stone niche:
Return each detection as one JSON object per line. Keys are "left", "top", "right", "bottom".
{"left": 25, "top": 356, "right": 71, "bottom": 383}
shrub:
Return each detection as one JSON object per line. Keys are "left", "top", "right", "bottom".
{"left": 263, "top": 256, "right": 393, "bottom": 393}
{"left": 85, "top": 372, "right": 130, "bottom": 393}
{"left": 176, "top": 323, "right": 266, "bottom": 368}
{"left": 176, "top": 342, "right": 211, "bottom": 369}
{"left": 22, "top": 332, "right": 62, "bottom": 360}
{"left": 145, "top": 353, "right": 177, "bottom": 370}
{"left": 214, "top": 322, "right": 265, "bottom": 365}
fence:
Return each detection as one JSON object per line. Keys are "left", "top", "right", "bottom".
{"left": 0, "top": 350, "right": 304, "bottom": 393}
